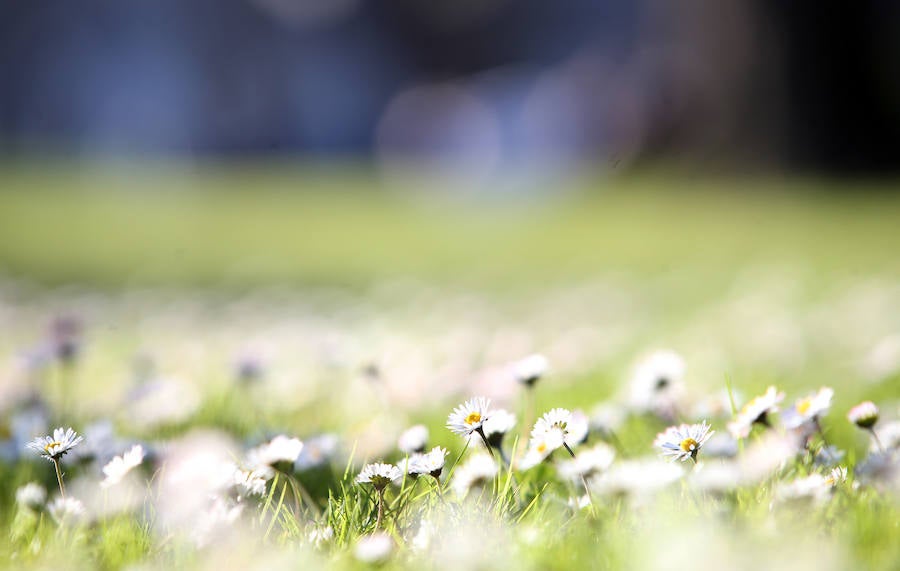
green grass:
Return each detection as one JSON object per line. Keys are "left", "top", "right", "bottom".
{"left": 0, "top": 161, "right": 899, "bottom": 570}
{"left": 1, "top": 162, "right": 899, "bottom": 289}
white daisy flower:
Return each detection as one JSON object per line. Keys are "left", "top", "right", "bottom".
{"left": 557, "top": 442, "right": 616, "bottom": 482}
{"left": 592, "top": 458, "right": 684, "bottom": 497}
{"left": 295, "top": 433, "right": 339, "bottom": 471}
{"left": 451, "top": 453, "right": 498, "bottom": 498}
{"left": 232, "top": 465, "right": 272, "bottom": 497}
{"left": 356, "top": 462, "right": 402, "bottom": 491}
{"left": 398, "top": 424, "right": 429, "bottom": 454}
{"left": 782, "top": 387, "right": 834, "bottom": 429}
{"left": 48, "top": 496, "right": 87, "bottom": 525}
{"left": 26, "top": 427, "right": 84, "bottom": 462}
{"left": 248, "top": 435, "right": 304, "bottom": 468}
{"left": 626, "top": 350, "right": 686, "bottom": 420}
{"left": 775, "top": 473, "right": 834, "bottom": 505}
{"left": 512, "top": 353, "right": 548, "bottom": 387}
{"left": 727, "top": 386, "right": 784, "bottom": 439}
{"left": 519, "top": 430, "right": 564, "bottom": 470}
{"left": 447, "top": 397, "right": 492, "bottom": 437}
{"left": 354, "top": 532, "right": 394, "bottom": 564}
{"left": 100, "top": 444, "right": 145, "bottom": 488}
{"left": 308, "top": 525, "right": 334, "bottom": 548}
{"left": 15, "top": 482, "right": 47, "bottom": 509}
{"left": 409, "top": 446, "right": 449, "bottom": 479}
{"left": 469, "top": 408, "right": 516, "bottom": 449}
{"left": 848, "top": 401, "right": 879, "bottom": 429}
{"left": 191, "top": 496, "right": 244, "bottom": 547}
{"left": 737, "top": 431, "right": 802, "bottom": 484}
{"left": 531, "top": 408, "right": 588, "bottom": 451}
{"left": 655, "top": 421, "right": 714, "bottom": 462}
{"left": 589, "top": 401, "right": 627, "bottom": 435}
{"left": 826, "top": 466, "right": 849, "bottom": 486}
{"left": 872, "top": 420, "right": 900, "bottom": 452}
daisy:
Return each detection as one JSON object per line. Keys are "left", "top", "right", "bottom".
{"left": 592, "top": 458, "right": 684, "bottom": 497}
{"left": 847, "top": 401, "right": 879, "bottom": 429}
{"left": 15, "top": 482, "right": 47, "bottom": 510}
{"left": 481, "top": 408, "right": 516, "bottom": 447}
{"left": 871, "top": 420, "right": 900, "bottom": 453}
{"left": 447, "top": 397, "right": 492, "bottom": 437}
{"left": 248, "top": 435, "right": 304, "bottom": 469}
{"left": 101, "top": 444, "right": 145, "bottom": 488}
{"left": 232, "top": 465, "right": 272, "bottom": 497}
{"left": 782, "top": 387, "right": 834, "bottom": 430}
{"left": 354, "top": 532, "right": 394, "bottom": 564}
{"left": 512, "top": 353, "right": 548, "bottom": 387}
{"left": 308, "top": 525, "right": 334, "bottom": 548}
{"left": 27, "top": 427, "right": 83, "bottom": 497}
{"left": 557, "top": 442, "right": 616, "bottom": 483}
{"left": 727, "top": 386, "right": 784, "bottom": 439}
{"left": 519, "top": 430, "right": 564, "bottom": 470}
{"left": 356, "top": 463, "right": 402, "bottom": 491}
{"left": 530, "top": 408, "right": 588, "bottom": 455}
{"left": 409, "top": 446, "right": 449, "bottom": 479}
{"left": 398, "top": 424, "right": 429, "bottom": 454}
{"left": 626, "top": 350, "right": 686, "bottom": 420}
{"left": 775, "top": 473, "right": 834, "bottom": 505}
{"left": 294, "top": 433, "right": 339, "bottom": 471}
{"left": 468, "top": 408, "right": 517, "bottom": 460}
{"left": 451, "top": 453, "right": 498, "bottom": 498}
{"left": 655, "top": 421, "right": 714, "bottom": 463}
{"left": 826, "top": 466, "right": 849, "bottom": 486}
{"left": 48, "top": 496, "right": 87, "bottom": 525}
{"left": 27, "top": 427, "right": 83, "bottom": 462}
{"left": 356, "top": 462, "right": 402, "bottom": 528}
{"left": 589, "top": 401, "right": 626, "bottom": 436}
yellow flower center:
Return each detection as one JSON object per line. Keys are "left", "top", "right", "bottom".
{"left": 465, "top": 412, "right": 482, "bottom": 425}
{"left": 679, "top": 438, "right": 698, "bottom": 453}
{"left": 536, "top": 442, "right": 547, "bottom": 454}
{"left": 796, "top": 399, "right": 811, "bottom": 415}
{"left": 44, "top": 441, "right": 61, "bottom": 453}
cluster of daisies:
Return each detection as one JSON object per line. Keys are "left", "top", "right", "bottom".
{"left": 11, "top": 348, "right": 900, "bottom": 567}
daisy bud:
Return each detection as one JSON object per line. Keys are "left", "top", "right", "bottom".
{"left": 848, "top": 401, "right": 879, "bottom": 429}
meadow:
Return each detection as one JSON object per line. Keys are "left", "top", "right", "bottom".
{"left": 0, "top": 163, "right": 898, "bottom": 570}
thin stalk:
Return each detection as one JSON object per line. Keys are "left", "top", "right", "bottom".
{"left": 563, "top": 443, "right": 592, "bottom": 505}
{"left": 475, "top": 427, "right": 495, "bottom": 458}
{"left": 869, "top": 428, "right": 885, "bottom": 453}
{"left": 52, "top": 458, "right": 66, "bottom": 498}
{"left": 375, "top": 488, "right": 385, "bottom": 529}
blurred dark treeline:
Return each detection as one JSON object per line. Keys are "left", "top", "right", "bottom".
{"left": 1, "top": 0, "right": 899, "bottom": 175}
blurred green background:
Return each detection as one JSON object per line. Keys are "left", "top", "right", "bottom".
{"left": 2, "top": 163, "right": 899, "bottom": 289}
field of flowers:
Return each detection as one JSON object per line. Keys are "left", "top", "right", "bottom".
{"left": 0, "top": 169, "right": 899, "bottom": 570}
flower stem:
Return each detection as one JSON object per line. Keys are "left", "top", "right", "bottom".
{"left": 563, "top": 443, "right": 592, "bottom": 505}
{"left": 375, "top": 488, "right": 385, "bottom": 529}
{"left": 869, "top": 428, "right": 885, "bottom": 453}
{"left": 52, "top": 458, "right": 66, "bottom": 498}
{"left": 476, "top": 427, "right": 495, "bottom": 458}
